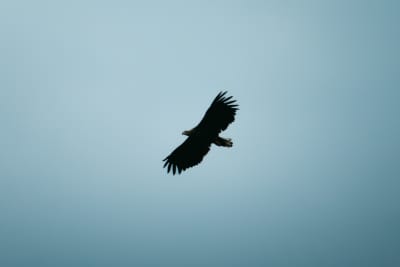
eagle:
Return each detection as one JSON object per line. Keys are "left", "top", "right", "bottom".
{"left": 163, "top": 91, "right": 239, "bottom": 175}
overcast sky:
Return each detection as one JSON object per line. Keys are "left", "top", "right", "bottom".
{"left": 1, "top": 1, "right": 399, "bottom": 266}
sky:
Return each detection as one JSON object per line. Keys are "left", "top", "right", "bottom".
{"left": 1, "top": 1, "right": 399, "bottom": 266}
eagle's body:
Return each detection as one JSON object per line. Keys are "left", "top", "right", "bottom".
{"left": 163, "top": 91, "right": 239, "bottom": 175}
{"left": 182, "top": 128, "right": 233, "bottom": 147}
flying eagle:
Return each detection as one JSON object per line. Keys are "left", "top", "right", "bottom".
{"left": 163, "top": 91, "right": 239, "bottom": 175}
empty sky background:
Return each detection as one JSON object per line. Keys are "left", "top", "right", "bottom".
{"left": 1, "top": 1, "right": 399, "bottom": 266}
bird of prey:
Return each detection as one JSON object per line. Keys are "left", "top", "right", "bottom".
{"left": 163, "top": 91, "right": 239, "bottom": 175}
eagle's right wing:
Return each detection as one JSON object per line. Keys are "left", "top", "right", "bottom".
{"left": 163, "top": 132, "right": 211, "bottom": 175}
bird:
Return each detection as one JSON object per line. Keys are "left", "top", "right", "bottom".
{"left": 163, "top": 91, "right": 239, "bottom": 175}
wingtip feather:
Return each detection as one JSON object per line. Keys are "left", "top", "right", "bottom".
{"left": 167, "top": 162, "right": 172, "bottom": 173}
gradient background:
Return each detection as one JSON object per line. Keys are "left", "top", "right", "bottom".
{"left": 1, "top": 1, "right": 399, "bottom": 266}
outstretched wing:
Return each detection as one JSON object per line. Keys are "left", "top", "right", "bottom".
{"left": 163, "top": 131, "right": 211, "bottom": 175}
{"left": 196, "top": 91, "right": 239, "bottom": 137}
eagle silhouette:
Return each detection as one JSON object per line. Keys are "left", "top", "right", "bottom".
{"left": 163, "top": 91, "right": 239, "bottom": 175}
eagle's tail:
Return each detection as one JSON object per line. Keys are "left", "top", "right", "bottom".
{"left": 214, "top": 136, "right": 233, "bottom": 147}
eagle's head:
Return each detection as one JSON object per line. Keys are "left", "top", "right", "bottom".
{"left": 182, "top": 129, "right": 194, "bottom": 136}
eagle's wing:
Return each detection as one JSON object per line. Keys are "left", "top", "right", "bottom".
{"left": 163, "top": 131, "right": 211, "bottom": 175}
{"left": 196, "top": 91, "right": 239, "bottom": 137}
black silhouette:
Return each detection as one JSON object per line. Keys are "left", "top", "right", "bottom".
{"left": 163, "top": 91, "right": 239, "bottom": 175}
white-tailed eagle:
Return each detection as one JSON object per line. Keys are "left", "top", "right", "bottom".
{"left": 163, "top": 91, "right": 239, "bottom": 175}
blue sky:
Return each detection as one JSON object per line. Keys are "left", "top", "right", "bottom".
{"left": 1, "top": 1, "right": 399, "bottom": 266}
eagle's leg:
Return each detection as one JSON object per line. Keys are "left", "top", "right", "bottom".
{"left": 214, "top": 136, "right": 233, "bottom": 147}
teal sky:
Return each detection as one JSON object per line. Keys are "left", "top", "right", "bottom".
{"left": 1, "top": 1, "right": 399, "bottom": 266}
